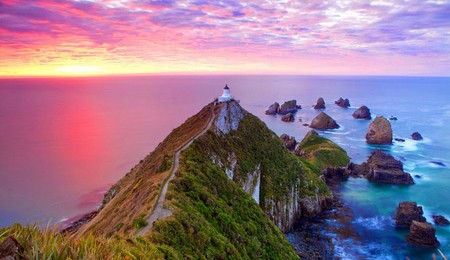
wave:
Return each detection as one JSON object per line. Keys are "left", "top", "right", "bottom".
{"left": 323, "top": 131, "right": 350, "bottom": 135}
{"left": 352, "top": 215, "right": 394, "bottom": 230}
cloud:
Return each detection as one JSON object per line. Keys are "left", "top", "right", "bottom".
{"left": 0, "top": 0, "right": 449, "bottom": 75}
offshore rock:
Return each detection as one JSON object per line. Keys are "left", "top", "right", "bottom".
{"left": 265, "top": 102, "right": 279, "bottom": 115}
{"left": 280, "top": 134, "right": 297, "bottom": 151}
{"left": 366, "top": 116, "right": 393, "bottom": 144}
{"left": 394, "top": 202, "right": 426, "bottom": 228}
{"left": 364, "top": 150, "right": 414, "bottom": 185}
{"left": 406, "top": 221, "right": 440, "bottom": 248}
{"left": 309, "top": 112, "right": 339, "bottom": 130}
{"left": 335, "top": 97, "right": 350, "bottom": 108}
{"left": 411, "top": 132, "right": 423, "bottom": 141}
{"left": 352, "top": 105, "right": 371, "bottom": 120}
{"left": 281, "top": 113, "right": 295, "bottom": 122}
{"left": 278, "top": 100, "right": 300, "bottom": 115}
{"left": 314, "top": 97, "right": 325, "bottom": 109}
{"left": 432, "top": 215, "right": 450, "bottom": 226}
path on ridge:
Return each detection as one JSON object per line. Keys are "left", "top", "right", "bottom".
{"left": 137, "top": 106, "right": 215, "bottom": 235}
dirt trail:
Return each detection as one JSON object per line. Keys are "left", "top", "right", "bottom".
{"left": 137, "top": 106, "right": 215, "bottom": 235}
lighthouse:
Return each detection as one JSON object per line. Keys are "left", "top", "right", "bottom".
{"left": 218, "top": 84, "right": 232, "bottom": 103}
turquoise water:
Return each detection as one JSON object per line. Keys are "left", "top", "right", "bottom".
{"left": 0, "top": 75, "right": 449, "bottom": 258}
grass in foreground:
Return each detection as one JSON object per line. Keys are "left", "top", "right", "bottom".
{"left": 0, "top": 224, "right": 178, "bottom": 259}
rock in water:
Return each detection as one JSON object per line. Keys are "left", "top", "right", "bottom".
{"left": 365, "top": 150, "right": 414, "bottom": 184}
{"left": 411, "top": 132, "right": 423, "bottom": 141}
{"left": 335, "top": 97, "right": 350, "bottom": 108}
{"left": 0, "top": 236, "right": 24, "bottom": 259}
{"left": 352, "top": 106, "right": 371, "bottom": 120}
{"left": 281, "top": 113, "right": 295, "bottom": 122}
{"left": 314, "top": 97, "right": 325, "bottom": 109}
{"left": 389, "top": 116, "right": 398, "bottom": 121}
{"left": 406, "top": 221, "right": 440, "bottom": 248}
{"left": 432, "top": 215, "right": 450, "bottom": 226}
{"left": 309, "top": 112, "right": 339, "bottom": 130}
{"left": 366, "top": 116, "right": 393, "bottom": 144}
{"left": 394, "top": 202, "right": 426, "bottom": 227}
{"left": 265, "top": 102, "right": 279, "bottom": 115}
{"left": 280, "top": 134, "right": 297, "bottom": 151}
{"left": 278, "top": 100, "right": 300, "bottom": 115}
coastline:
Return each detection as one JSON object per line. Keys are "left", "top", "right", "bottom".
{"left": 286, "top": 173, "right": 361, "bottom": 259}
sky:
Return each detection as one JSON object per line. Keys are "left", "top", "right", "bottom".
{"left": 1, "top": 0, "right": 450, "bottom": 76}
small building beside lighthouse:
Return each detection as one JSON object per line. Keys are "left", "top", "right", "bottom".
{"left": 218, "top": 84, "right": 232, "bottom": 103}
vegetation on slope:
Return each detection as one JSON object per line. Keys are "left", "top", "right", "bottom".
{"left": 76, "top": 103, "right": 215, "bottom": 237}
{"left": 147, "top": 125, "right": 300, "bottom": 258}
{"left": 0, "top": 224, "right": 177, "bottom": 259}
{"left": 297, "top": 130, "right": 350, "bottom": 171}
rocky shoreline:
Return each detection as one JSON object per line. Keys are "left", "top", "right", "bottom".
{"left": 287, "top": 173, "right": 360, "bottom": 259}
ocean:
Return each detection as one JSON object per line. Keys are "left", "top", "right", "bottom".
{"left": 1, "top": 75, "right": 449, "bottom": 258}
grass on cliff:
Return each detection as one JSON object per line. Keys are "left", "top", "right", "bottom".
{"left": 0, "top": 224, "right": 177, "bottom": 259}
{"left": 77, "top": 103, "right": 215, "bottom": 237}
{"left": 297, "top": 131, "right": 350, "bottom": 170}
{"left": 148, "top": 140, "right": 300, "bottom": 259}
{"left": 145, "top": 112, "right": 330, "bottom": 259}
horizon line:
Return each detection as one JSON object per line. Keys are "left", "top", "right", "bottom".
{"left": 1, "top": 72, "right": 450, "bottom": 79}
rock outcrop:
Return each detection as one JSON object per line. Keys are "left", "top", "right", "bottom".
{"left": 366, "top": 116, "right": 393, "bottom": 144}
{"left": 335, "top": 97, "right": 350, "bottom": 108}
{"left": 281, "top": 113, "right": 295, "bottom": 122}
{"left": 314, "top": 97, "right": 325, "bottom": 109}
{"left": 352, "top": 106, "right": 371, "bottom": 120}
{"left": 62, "top": 211, "right": 98, "bottom": 234}
{"left": 215, "top": 101, "right": 246, "bottom": 135}
{"left": 394, "top": 202, "right": 426, "bottom": 228}
{"left": 280, "top": 134, "right": 297, "bottom": 151}
{"left": 406, "top": 221, "right": 440, "bottom": 248}
{"left": 364, "top": 150, "right": 414, "bottom": 184}
{"left": 265, "top": 102, "right": 279, "bottom": 115}
{"left": 309, "top": 112, "right": 339, "bottom": 130}
{"left": 0, "top": 236, "right": 24, "bottom": 259}
{"left": 278, "top": 100, "right": 300, "bottom": 115}
{"left": 432, "top": 215, "right": 450, "bottom": 226}
{"left": 322, "top": 167, "right": 350, "bottom": 183}
{"left": 411, "top": 132, "right": 423, "bottom": 141}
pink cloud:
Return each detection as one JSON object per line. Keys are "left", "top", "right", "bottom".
{"left": 1, "top": 0, "right": 449, "bottom": 76}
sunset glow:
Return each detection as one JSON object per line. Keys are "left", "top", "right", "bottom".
{"left": 1, "top": 0, "right": 449, "bottom": 76}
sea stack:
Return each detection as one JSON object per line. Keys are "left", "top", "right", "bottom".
{"left": 278, "top": 100, "right": 300, "bottom": 115}
{"left": 265, "top": 102, "right": 279, "bottom": 115}
{"left": 411, "top": 132, "right": 423, "bottom": 141}
{"left": 394, "top": 202, "right": 426, "bottom": 228}
{"left": 352, "top": 106, "right": 371, "bottom": 120}
{"left": 281, "top": 113, "right": 295, "bottom": 122}
{"left": 406, "top": 221, "right": 440, "bottom": 248}
{"left": 314, "top": 97, "right": 325, "bottom": 109}
{"left": 432, "top": 215, "right": 450, "bottom": 226}
{"left": 335, "top": 97, "right": 350, "bottom": 108}
{"left": 366, "top": 116, "right": 393, "bottom": 144}
{"left": 309, "top": 112, "right": 339, "bottom": 130}
{"left": 364, "top": 151, "right": 414, "bottom": 185}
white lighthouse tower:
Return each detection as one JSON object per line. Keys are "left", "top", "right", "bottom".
{"left": 218, "top": 84, "right": 232, "bottom": 103}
